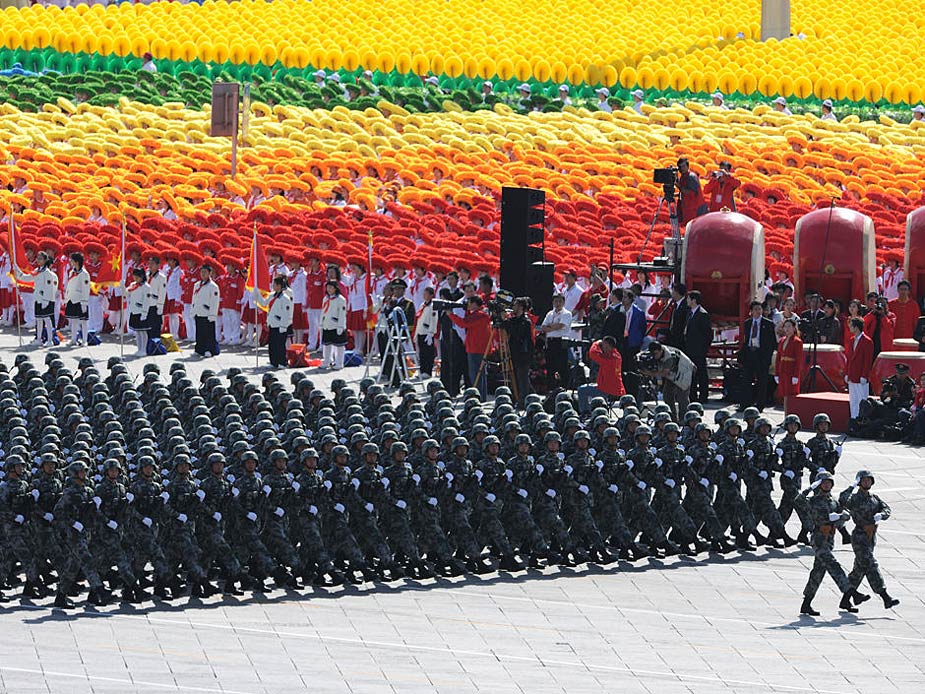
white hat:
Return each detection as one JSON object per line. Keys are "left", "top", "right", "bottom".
{"left": 914, "top": 105, "right": 925, "bottom": 114}
{"left": 711, "top": 92, "right": 724, "bottom": 101}
{"left": 597, "top": 88, "right": 610, "bottom": 97}
{"left": 518, "top": 83, "right": 531, "bottom": 94}
{"left": 822, "top": 99, "right": 833, "bottom": 108}
{"left": 312, "top": 69, "right": 326, "bottom": 79}
{"left": 328, "top": 73, "right": 341, "bottom": 83}
{"left": 362, "top": 70, "right": 373, "bottom": 79}
{"left": 482, "top": 80, "right": 493, "bottom": 89}
{"left": 631, "top": 89, "right": 644, "bottom": 99}
{"left": 425, "top": 76, "right": 439, "bottom": 86}
{"left": 559, "top": 84, "right": 569, "bottom": 92}
{"left": 773, "top": 96, "right": 787, "bottom": 105}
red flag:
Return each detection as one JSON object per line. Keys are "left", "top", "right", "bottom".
{"left": 7, "top": 216, "right": 34, "bottom": 291}
{"left": 244, "top": 226, "right": 270, "bottom": 297}
{"left": 92, "top": 245, "right": 122, "bottom": 291}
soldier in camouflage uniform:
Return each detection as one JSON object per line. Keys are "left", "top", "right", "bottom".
{"left": 806, "top": 414, "right": 851, "bottom": 544}
{"left": 680, "top": 410, "right": 702, "bottom": 449}
{"left": 261, "top": 449, "right": 303, "bottom": 587}
{"left": 594, "top": 427, "right": 648, "bottom": 560}
{"left": 442, "top": 438, "right": 492, "bottom": 573}
{"left": 127, "top": 457, "right": 175, "bottom": 600}
{"left": 0, "top": 456, "right": 42, "bottom": 599}
{"left": 197, "top": 453, "right": 244, "bottom": 594}
{"left": 30, "top": 453, "right": 65, "bottom": 593}
{"left": 351, "top": 442, "right": 401, "bottom": 580}
{"left": 380, "top": 442, "right": 433, "bottom": 579}
{"left": 838, "top": 470, "right": 900, "bottom": 610}
{"left": 562, "top": 431, "right": 615, "bottom": 563}
{"left": 740, "top": 407, "right": 760, "bottom": 445}
{"left": 743, "top": 418, "right": 794, "bottom": 548}
{"left": 532, "top": 431, "right": 584, "bottom": 565}
{"left": 414, "top": 439, "right": 466, "bottom": 576}
{"left": 92, "top": 458, "right": 143, "bottom": 602}
{"left": 164, "top": 455, "right": 216, "bottom": 597}
{"left": 473, "top": 436, "right": 525, "bottom": 571}
{"left": 230, "top": 454, "right": 279, "bottom": 590}
{"left": 502, "top": 434, "right": 553, "bottom": 566}
{"left": 684, "top": 424, "right": 735, "bottom": 553}
{"left": 775, "top": 414, "right": 814, "bottom": 544}
{"left": 322, "top": 445, "right": 375, "bottom": 583}
{"left": 793, "top": 472, "right": 863, "bottom": 615}
{"left": 713, "top": 418, "right": 760, "bottom": 549}
{"left": 53, "top": 461, "right": 109, "bottom": 608}
{"left": 652, "top": 423, "right": 702, "bottom": 554}
{"left": 623, "top": 426, "right": 680, "bottom": 557}
{"left": 291, "top": 449, "right": 342, "bottom": 585}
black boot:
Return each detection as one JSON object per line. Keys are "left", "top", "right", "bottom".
{"left": 499, "top": 554, "right": 525, "bottom": 572}
{"left": 839, "top": 527, "right": 852, "bottom": 545}
{"left": 21, "top": 581, "right": 45, "bottom": 599}
{"left": 0, "top": 590, "right": 9, "bottom": 603}
{"left": 153, "top": 579, "right": 172, "bottom": 600}
{"left": 661, "top": 540, "right": 681, "bottom": 556}
{"left": 838, "top": 592, "right": 859, "bottom": 613}
{"left": 122, "top": 584, "right": 141, "bottom": 604}
{"left": 796, "top": 529, "right": 810, "bottom": 545}
{"left": 223, "top": 577, "right": 244, "bottom": 595}
{"left": 781, "top": 531, "right": 799, "bottom": 548}
{"left": 800, "top": 597, "right": 819, "bottom": 616}
{"left": 87, "top": 587, "right": 110, "bottom": 606}
{"left": 880, "top": 591, "right": 900, "bottom": 609}
{"left": 752, "top": 530, "right": 768, "bottom": 546}
{"left": 54, "top": 592, "right": 76, "bottom": 610}
{"left": 735, "top": 534, "right": 757, "bottom": 551}
{"left": 853, "top": 591, "right": 871, "bottom": 605}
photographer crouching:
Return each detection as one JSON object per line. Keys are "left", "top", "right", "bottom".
{"left": 639, "top": 340, "right": 695, "bottom": 421}
{"left": 499, "top": 297, "right": 535, "bottom": 406}
{"left": 577, "top": 336, "right": 624, "bottom": 414}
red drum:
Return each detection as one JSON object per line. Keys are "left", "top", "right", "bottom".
{"left": 905, "top": 207, "right": 925, "bottom": 298}
{"left": 794, "top": 208, "right": 876, "bottom": 310}
{"left": 682, "top": 210, "right": 764, "bottom": 329}
{"left": 799, "top": 343, "right": 847, "bottom": 393}
{"left": 892, "top": 338, "right": 918, "bottom": 352}
{"left": 869, "top": 351, "right": 925, "bottom": 395}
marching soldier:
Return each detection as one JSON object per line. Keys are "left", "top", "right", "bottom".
{"left": 775, "top": 414, "right": 814, "bottom": 543}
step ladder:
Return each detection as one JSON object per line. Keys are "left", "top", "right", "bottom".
{"left": 378, "top": 308, "right": 424, "bottom": 390}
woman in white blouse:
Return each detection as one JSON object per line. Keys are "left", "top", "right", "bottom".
{"left": 320, "top": 280, "right": 347, "bottom": 370}
{"left": 254, "top": 276, "right": 294, "bottom": 369}
{"left": 63, "top": 251, "right": 91, "bottom": 346}
{"left": 126, "top": 268, "right": 151, "bottom": 356}
{"left": 14, "top": 250, "right": 58, "bottom": 346}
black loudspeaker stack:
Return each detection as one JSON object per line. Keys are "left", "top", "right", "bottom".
{"left": 499, "top": 187, "right": 554, "bottom": 316}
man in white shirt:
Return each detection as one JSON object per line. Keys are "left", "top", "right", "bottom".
{"left": 146, "top": 254, "right": 166, "bottom": 335}
{"left": 772, "top": 96, "right": 793, "bottom": 115}
{"left": 631, "top": 89, "right": 645, "bottom": 114}
{"left": 560, "top": 269, "right": 584, "bottom": 340}
{"left": 596, "top": 88, "right": 611, "bottom": 113}
{"left": 539, "top": 294, "right": 573, "bottom": 389}
{"left": 711, "top": 92, "right": 729, "bottom": 110}
{"left": 192, "top": 264, "right": 220, "bottom": 358}
{"left": 820, "top": 99, "right": 838, "bottom": 122}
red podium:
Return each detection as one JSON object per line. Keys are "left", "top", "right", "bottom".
{"left": 905, "top": 207, "right": 925, "bottom": 298}
{"left": 870, "top": 351, "right": 925, "bottom": 395}
{"left": 787, "top": 393, "right": 852, "bottom": 433}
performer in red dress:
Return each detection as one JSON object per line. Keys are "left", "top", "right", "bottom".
{"left": 775, "top": 318, "right": 804, "bottom": 401}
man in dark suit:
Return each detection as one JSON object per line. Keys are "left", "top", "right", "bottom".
{"left": 601, "top": 288, "right": 626, "bottom": 350}
{"left": 799, "top": 292, "right": 825, "bottom": 342}
{"left": 667, "top": 283, "right": 688, "bottom": 348}
{"left": 738, "top": 301, "right": 776, "bottom": 411}
{"left": 683, "top": 289, "right": 712, "bottom": 403}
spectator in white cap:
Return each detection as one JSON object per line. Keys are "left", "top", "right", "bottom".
{"left": 772, "top": 96, "right": 792, "bottom": 115}
{"left": 558, "top": 84, "right": 572, "bottom": 106}
{"left": 631, "top": 88, "right": 645, "bottom": 114}
{"left": 820, "top": 99, "right": 837, "bottom": 122}
{"left": 481, "top": 80, "right": 494, "bottom": 103}
{"left": 913, "top": 105, "right": 925, "bottom": 122}
{"left": 312, "top": 69, "right": 327, "bottom": 85}
{"left": 516, "top": 83, "right": 533, "bottom": 110}
{"left": 711, "top": 92, "right": 728, "bottom": 110}
{"left": 596, "top": 87, "right": 612, "bottom": 113}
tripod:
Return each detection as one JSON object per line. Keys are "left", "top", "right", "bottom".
{"left": 638, "top": 184, "right": 681, "bottom": 266}
{"left": 801, "top": 198, "right": 839, "bottom": 394}
{"left": 474, "top": 325, "right": 517, "bottom": 401}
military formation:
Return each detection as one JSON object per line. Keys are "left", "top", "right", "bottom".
{"left": 0, "top": 353, "right": 899, "bottom": 615}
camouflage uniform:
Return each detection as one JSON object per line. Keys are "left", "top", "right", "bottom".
{"left": 163, "top": 468, "right": 208, "bottom": 584}
{"left": 230, "top": 467, "right": 278, "bottom": 581}
{"left": 794, "top": 478, "right": 852, "bottom": 603}
{"left": 713, "top": 423, "right": 757, "bottom": 543}
{"left": 126, "top": 469, "right": 173, "bottom": 589}
{"left": 31, "top": 465, "right": 66, "bottom": 580}
{"left": 0, "top": 466, "right": 40, "bottom": 587}
{"left": 532, "top": 445, "right": 578, "bottom": 556}
{"left": 380, "top": 449, "right": 428, "bottom": 572}
{"left": 441, "top": 442, "right": 485, "bottom": 563}
{"left": 292, "top": 459, "right": 337, "bottom": 579}
{"left": 684, "top": 431, "right": 727, "bottom": 544}
{"left": 562, "top": 436, "right": 610, "bottom": 558}
{"left": 594, "top": 440, "right": 636, "bottom": 552}
{"left": 262, "top": 457, "right": 303, "bottom": 579}
{"left": 776, "top": 431, "right": 813, "bottom": 534}
{"left": 806, "top": 433, "right": 841, "bottom": 479}
{"left": 743, "top": 424, "right": 787, "bottom": 541}
{"left": 502, "top": 448, "right": 550, "bottom": 559}
{"left": 321, "top": 455, "right": 369, "bottom": 571}
{"left": 92, "top": 468, "right": 138, "bottom": 592}
{"left": 54, "top": 476, "right": 105, "bottom": 597}
{"left": 472, "top": 442, "right": 520, "bottom": 566}
{"left": 652, "top": 435, "right": 699, "bottom": 545}
{"left": 839, "top": 475, "right": 893, "bottom": 599}
{"left": 414, "top": 447, "right": 459, "bottom": 569}
{"left": 198, "top": 463, "right": 243, "bottom": 588}
{"left": 351, "top": 450, "right": 398, "bottom": 574}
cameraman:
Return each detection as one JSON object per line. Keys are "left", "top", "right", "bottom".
{"left": 641, "top": 340, "right": 695, "bottom": 422}
{"left": 449, "top": 295, "right": 492, "bottom": 399}
{"left": 501, "top": 297, "right": 535, "bottom": 405}
{"left": 863, "top": 291, "right": 895, "bottom": 356}
{"left": 677, "top": 158, "right": 707, "bottom": 225}
{"left": 704, "top": 161, "right": 740, "bottom": 212}
{"left": 437, "top": 287, "right": 466, "bottom": 396}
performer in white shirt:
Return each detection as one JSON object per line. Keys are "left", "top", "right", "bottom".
{"left": 409, "top": 265, "right": 433, "bottom": 311}
{"left": 414, "top": 286, "right": 438, "bottom": 378}
{"left": 15, "top": 251, "right": 58, "bottom": 346}
{"left": 881, "top": 259, "right": 903, "bottom": 301}
{"left": 63, "top": 252, "right": 91, "bottom": 346}
{"left": 559, "top": 269, "right": 584, "bottom": 340}
{"left": 538, "top": 294, "right": 573, "bottom": 389}
{"left": 320, "top": 281, "right": 348, "bottom": 370}
{"left": 191, "top": 263, "right": 220, "bottom": 358}
{"left": 289, "top": 262, "right": 307, "bottom": 345}
{"left": 126, "top": 268, "right": 151, "bottom": 356}
{"left": 163, "top": 255, "right": 183, "bottom": 339}
{"left": 254, "top": 276, "right": 294, "bottom": 369}
{"left": 146, "top": 254, "right": 166, "bottom": 336}
{"left": 0, "top": 248, "right": 12, "bottom": 326}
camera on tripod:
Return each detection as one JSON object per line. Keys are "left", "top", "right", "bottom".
{"left": 486, "top": 289, "right": 515, "bottom": 326}
{"left": 653, "top": 166, "right": 678, "bottom": 185}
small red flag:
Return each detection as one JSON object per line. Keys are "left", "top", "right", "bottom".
{"left": 92, "top": 245, "right": 122, "bottom": 291}
{"left": 7, "top": 216, "right": 34, "bottom": 291}
{"left": 244, "top": 227, "right": 271, "bottom": 297}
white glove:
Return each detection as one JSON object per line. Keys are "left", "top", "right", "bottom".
{"left": 684, "top": 455, "right": 693, "bottom": 464}
{"left": 589, "top": 448, "right": 597, "bottom": 457}
{"left": 746, "top": 449, "right": 754, "bottom": 459}
{"left": 783, "top": 470, "right": 795, "bottom": 479}
{"left": 802, "top": 446, "right": 811, "bottom": 457}
{"left": 381, "top": 477, "right": 390, "bottom": 489}
{"left": 427, "top": 497, "right": 438, "bottom": 506}
{"left": 563, "top": 465, "right": 573, "bottom": 475}
{"left": 636, "top": 480, "right": 646, "bottom": 490}
{"left": 728, "top": 472, "right": 737, "bottom": 482}
{"left": 424, "top": 334, "right": 433, "bottom": 346}
{"left": 261, "top": 485, "right": 271, "bottom": 496}
{"left": 364, "top": 502, "right": 374, "bottom": 513}
{"left": 396, "top": 499, "right": 407, "bottom": 509}
{"left": 14, "top": 514, "right": 24, "bottom": 524}
{"left": 160, "top": 491, "right": 170, "bottom": 503}
{"left": 275, "top": 506, "right": 285, "bottom": 517}
{"left": 736, "top": 438, "right": 745, "bottom": 446}
{"left": 454, "top": 493, "right": 465, "bottom": 503}
{"left": 775, "top": 448, "right": 783, "bottom": 456}
{"left": 758, "top": 470, "right": 768, "bottom": 480}
{"left": 30, "top": 488, "right": 39, "bottom": 500}
{"left": 545, "top": 489, "right": 556, "bottom": 498}
{"left": 227, "top": 475, "right": 236, "bottom": 484}
{"left": 445, "top": 472, "right": 454, "bottom": 482}
{"left": 107, "top": 520, "right": 118, "bottom": 530}
{"left": 578, "top": 484, "right": 589, "bottom": 495}
{"left": 648, "top": 447, "right": 657, "bottom": 455}
{"left": 608, "top": 484, "right": 618, "bottom": 493}
{"left": 292, "top": 481, "right": 301, "bottom": 493}
{"left": 874, "top": 512, "right": 883, "bottom": 523}
{"left": 517, "top": 488, "right": 528, "bottom": 498}
{"left": 142, "top": 517, "right": 153, "bottom": 527}
{"left": 665, "top": 479, "right": 676, "bottom": 489}
{"left": 811, "top": 478, "right": 823, "bottom": 490}
{"left": 860, "top": 377, "right": 868, "bottom": 385}
{"left": 774, "top": 376, "right": 779, "bottom": 384}
{"left": 557, "top": 452, "right": 565, "bottom": 460}
{"left": 625, "top": 460, "right": 634, "bottom": 470}
{"left": 43, "top": 512, "right": 54, "bottom": 522}
{"left": 72, "top": 521, "right": 84, "bottom": 532}
{"left": 412, "top": 474, "right": 421, "bottom": 484}
{"left": 246, "top": 511, "right": 258, "bottom": 522}
{"left": 715, "top": 454, "right": 724, "bottom": 464}
{"left": 485, "top": 493, "right": 496, "bottom": 503}
{"left": 828, "top": 512, "right": 842, "bottom": 522}
{"left": 308, "top": 505, "right": 318, "bottom": 515}
{"left": 817, "top": 467, "right": 827, "bottom": 475}
{"left": 196, "top": 489, "right": 206, "bottom": 501}
{"left": 351, "top": 478, "right": 360, "bottom": 489}
{"left": 323, "top": 480, "right": 333, "bottom": 490}
{"left": 474, "top": 469, "right": 483, "bottom": 482}
{"left": 535, "top": 464, "right": 544, "bottom": 475}
{"left": 177, "top": 513, "right": 188, "bottom": 523}
{"left": 437, "top": 461, "right": 445, "bottom": 469}
{"left": 708, "top": 442, "right": 717, "bottom": 451}
{"left": 617, "top": 449, "right": 626, "bottom": 457}
{"left": 504, "top": 469, "right": 513, "bottom": 481}
{"left": 231, "top": 487, "right": 240, "bottom": 497}
{"left": 213, "top": 512, "right": 222, "bottom": 522}
{"left": 835, "top": 445, "right": 843, "bottom": 455}
{"left": 595, "top": 460, "right": 604, "bottom": 470}
{"left": 791, "top": 377, "right": 798, "bottom": 385}
{"left": 699, "top": 478, "right": 710, "bottom": 488}
{"left": 654, "top": 457, "right": 663, "bottom": 468}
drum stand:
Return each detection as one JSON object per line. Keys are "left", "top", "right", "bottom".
{"left": 802, "top": 198, "right": 839, "bottom": 394}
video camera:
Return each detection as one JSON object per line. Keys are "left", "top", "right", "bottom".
{"left": 431, "top": 298, "right": 466, "bottom": 312}
{"left": 486, "top": 289, "right": 515, "bottom": 326}
{"left": 637, "top": 350, "right": 661, "bottom": 373}
{"left": 653, "top": 167, "right": 678, "bottom": 185}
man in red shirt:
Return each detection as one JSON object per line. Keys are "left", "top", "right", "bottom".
{"left": 703, "top": 162, "right": 740, "bottom": 212}
{"left": 863, "top": 292, "right": 895, "bottom": 355}
{"left": 305, "top": 254, "right": 326, "bottom": 351}
{"left": 579, "top": 336, "right": 624, "bottom": 413}
{"left": 888, "top": 280, "right": 920, "bottom": 340}
{"left": 846, "top": 317, "right": 875, "bottom": 420}
{"left": 449, "top": 295, "right": 492, "bottom": 399}
{"left": 219, "top": 258, "right": 244, "bottom": 344}
{"left": 677, "top": 158, "right": 707, "bottom": 225}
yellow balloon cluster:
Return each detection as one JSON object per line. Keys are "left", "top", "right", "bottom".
{"left": 0, "top": 0, "right": 917, "bottom": 101}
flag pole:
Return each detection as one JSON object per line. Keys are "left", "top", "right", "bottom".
{"left": 9, "top": 208, "right": 22, "bottom": 348}
{"left": 253, "top": 222, "right": 259, "bottom": 370}
{"left": 362, "top": 227, "right": 374, "bottom": 377}
{"left": 120, "top": 212, "right": 126, "bottom": 360}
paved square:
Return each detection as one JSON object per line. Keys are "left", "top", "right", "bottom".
{"left": 1, "top": 334, "right": 923, "bottom": 693}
